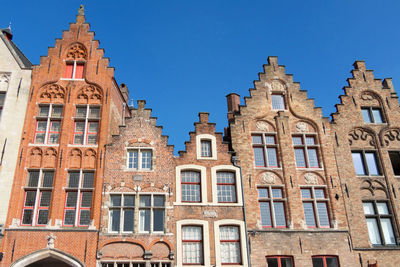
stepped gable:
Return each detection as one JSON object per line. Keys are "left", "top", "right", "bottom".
{"left": 227, "top": 56, "right": 329, "bottom": 128}
{"left": 331, "top": 61, "right": 399, "bottom": 124}
{"left": 178, "top": 112, "right": 229, "bottom": 158}
{"left": 111, "top": 99, "right": 174, "bottom": 151}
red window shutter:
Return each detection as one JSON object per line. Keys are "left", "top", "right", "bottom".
{"left": 64, "top": 63, "right": 74, "bottom": 78}
{"left": 75, "top": 63, "right": 84, "bottom": 79}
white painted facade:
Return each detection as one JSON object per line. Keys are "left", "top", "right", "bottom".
{"left": 0, "top": 29, "right": 31, "bottom": 233}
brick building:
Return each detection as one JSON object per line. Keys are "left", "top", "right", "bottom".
{"left": 98, "top": 99, "right": 175, "bottom": 267}
{"left": 331, "top": 61, "right": 400, "bottom": 266}
{"left": 225, "top": 57, "right": 358, "bottom": 267}
{"left": 0, "top": 7, "right": 128, "bottom": 267}
{"left": 174, "top": 112, "right": 248, "bottom": 267}
{"left": 0, "top": 26, "right": 32, "bottom": 240}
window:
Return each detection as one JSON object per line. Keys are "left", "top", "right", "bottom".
{"left": 181, "top": 171, "right": 201, "bottom": 202}
{"left": 363, "top": 201, "right": 396, "bottom": 246}
{"left": 220, "top": 226, "right": 241, "bottom": 264}
{"left": 73, "top": 105, "right": 100, "bottom": 145}
{"left": 139, "top": 195, "right": 165, "bottom": 233}
{"left": 271, "top": 94, "right": 285, "bottom": 110}
{"left": 292, "top": 134, "right": 320, "bottom": 168}
{"left": 362, "top": 107, "right": 384, "bottom": 124}
{"left": 34, "top": 104, "right": 63, "bottom": 144}
{"left": 21, "top": 170, "right": 54, "bottom": 226}
{"left": 301, "top": 187, "right": 330, "bottom": 228}
{"left": 127, "top": 149, "right": 152, "bottom": 170}
{"left": 182, "top": 226, "right": 203, "bottom": 265}
{"left": 252, "top": 134, "right": 279, "bottom": 168}
{"left": 201, "top": 140, "right": 212, "bottom": 157}
{"left": 109, "top": 194, "right": 165, "bottom": 234}
{"left": 389, "top": 151, "right": 400, "bottom": 176}
{"left": 64, "top": 61, "right": 85, "bottom": 79}
{"left": 258, "top": 187, "right": 286, "bottom": 228}
{"left": 351, "top": 151, "right": 381, "bottom": 176}
{"left": 63, "top": 171, "right": 94, "bottom": 227}
{"left": 312, "top": 256, "right": 339, "bottom": 267}
{"left": 217, "top": 172, "right": 236, "bottom": 203}
{"left": 0, "top": 91, "right": 5, "bottom": 118}
{"left": 266, "top": 256, "right": 294, "bottom": 267}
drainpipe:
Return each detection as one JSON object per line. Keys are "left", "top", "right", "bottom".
{"left": 232, "top": 155, "right": 251, "bottom": 267}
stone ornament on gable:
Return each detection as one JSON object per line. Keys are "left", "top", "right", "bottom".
{"left": 256, "top": 121, "right": 269, "bottom": 131}
{"left": 66, "top": 43, "right": 87, "bottom": 60}
{"left": 304, "top": 173, "right": 318, "bottom": 184}
{"left": 348, "top": 128, "right": 376, "bottom": 147}
{"left": 46, "top": 233, "right": 56, "bottom": 249}
{"left": 361, "top": 93, "right": 374, "bottom": 101}
{"left": 261, "top": 172, "right": 276, "bottom": 184}
{"left": 265, "top": 80, "right": 285, "bottom": 93}
{"left": 383, "top": 128, "right": 400, "bottom": 146}
{"left": 0, "top": 73, "right": 10, "bottom": 91}
{"left": 296, "top": 122, "right": 308, "bottom": 133}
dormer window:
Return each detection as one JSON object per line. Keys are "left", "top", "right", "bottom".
{"left": 64, "top": 61, "right": 85, "bottom": 79}
{"left": 271, "top": 94, "right": 285, "bottom": 110}
{"left": 196, "top": 134, "right": 217, "bottom": 160}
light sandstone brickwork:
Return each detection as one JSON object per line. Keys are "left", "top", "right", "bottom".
{"left": 331, "top": 61, "right": 400, "bottom": 266}
{"left": 99, "top": 100, "right": 175, "bottom": 266}
{"left": 226, "top": 57, "right": 357, "bottom": 267}
{"left": 0, "top": 10, "right": 128, "bottom": 267}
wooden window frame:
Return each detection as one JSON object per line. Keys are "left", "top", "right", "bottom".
{"left": 216, "top": 171, "right": 237, "bottom": 203}
{"left": 266, "top": 256, "right": 294, "bottom": 267}
{"left": 292, "top": 134, "right": 321, "bottom": 169}
{"left": 252, "top": 133, "right": 280, "bottom": 168}
{"left": 220, "top": 225, "right": 242, "bottom": 265}
{"left": 181, "top": 171, "right": 202, "bottom": 203}
{"left": 361, "top": 107, "right": 385, "bottom": 124}
{"left": 351, "top": 150, "right": 381, "bottom": 176}
{"left": 34, "top": 104, "right": 63, "bottom": 144}
{"left": 312, "top": 255, "right": 340, "bottom": 267}
{"left": 182, "top": 225, "right": 204, "bottom": 265}
{"left": 301, "top": 187, "right": 331, "bottom": 228}
{"left": 73, "top": 105, "right": 100, "bottom": 145}
{"left": 258, "top": 186, "right": 287, "bottom": 228}
{"left": 126, "top": 149, "right": 153, "bottom": 171}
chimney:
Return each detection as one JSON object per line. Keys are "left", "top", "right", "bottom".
{"left": 120, "top": 83, "right": 130, "bottom": 103}
{"left": 226, "top": 93, "right": 240, "bottom": 122}
{"left": 199, "top": 112, "right": 209, "bottom": 123}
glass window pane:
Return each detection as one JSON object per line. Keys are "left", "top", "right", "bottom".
{"left": 83, "top": 172, "right": 94, "bottom": 188}
{"left": 182, "top": 226, "right": 202, "bottom": 240}
{"left": 271, "top": 188, "right": 282, "bottom": 198}
{"left": 306, "top": 136, "right": 316, "bottom": 145}
{"left": 317, "top": 202, "right": 330, "bottom": 227}
{"left": 74, "top": 134, "right": 84, "bottom": 145}
{"left": 326, "top": 257, "right": 339, "bottom": 267}
{"left": 124, "top": 195, "right": 135, "bottom": 207}
{"left": 35, "top": 133, "right": 45, "bottom": 144}
{"left": 75, "top": 121, "right": 85, "bottom": 132}
{"left": 312, "top": 258, "right": 324, "bottom": 267}
{"left": 266, "top": 258, "right": 278, "bottom": 267}
{"left": 25, "top": 191, "right": 37, "bottom": 206}
{"left": 111, "top": 209, "right": 120, "bottom": 232}
{"left": 254, "top": 147, "right": 265, "bottom": 167}
{"left": 79, "top": 210, "right": 91, "bottom": 225}
{"left": 139, "top": 195, "right": 151, "bottom": 207}
{"left": 258, "top": 188, "right": 269, "bottom": 198}
{"left": 39, "top": 191, "right": 51, "bottom": 207}
{"left": 66, "top": 192, "right": 78, "bottom": 207}
{"left": 139, "top": 209, "right": 150, "bottom": 232}
{"left": 303, "top": 202, "right": 316, "bottom": 227}
{"left": 217, "top": 172, "right": 235, "bottom": 184}
{"left": 48, "top": 133, "right": 59, "bottom": 144}
{"left": 28, "top": 171, "right": 40, "bottom": 187}
{"left": 38, "top": 106, "right": 49, "bottom": 117}
{"left": 123, "top": 209, "right": 134, "bottom": 232}
{"left": 64, "top": 210, "right": 76, "bottom": 225}
{"left": 76, "top": 107, "right": 87, "bottom": 118}
{"left": 201, "top": 140, "right": 212, "bottom": 157}
{"left": 51, "top": 106, "right": 63, "bottom": 118}
{"left": 87, "top": 134, "right": 97, "bottom": 145}
{"left": 389, "top": 151, "right": 400, "bottom": 176}
{"left": 220, "top": 226, "right": 239, "bottom": 240}
{"left": 377, "top": 202, "right": 389, "bottom": 215}
{"left": 89, "top": 107, "right": 100, "bottom": 118}
{"left": 301, "top": 189, "right": 312, "bottom": 199}
{"left": 141, "top": 150, "right": 152, "bottom": 169}
{"left": 111, "top": 195, "right": 121, "bottom": 207}
{"left": 128, "top": 151, "right": 139, "bottom": 169}
{"left": 362, "top": 108, "right": 372, "bottom": 123}
{"left": 366, "top": 218, "right": 382, "bottom": 245}
{"left": 265, "top": 135, "right": 276, "bottom": 144}
{"left": 294, "top": 148, "right": 306, "bottom": 167}
{"left": 281, "top": 258, "right": 294, "bottom": 267}
{"left": 381, "top": 218, "right": 396, "bottom": 245}
{"left": 307, "top": 148, "right": 319, "bottom": 167}
{"left": 271, "top": 94, "right": 285, "bottom": 110}
{"left": 252, "top": 135, "right": 262, "bottom": 144}
{"left": 352, "top": 152, "right": 366, "bottom": 175}
{"left": 363, "top": 202, "right": 375, "bottom": 215}
{"left": 292, "top": 136, "right": 303, "bottom": 145}
{"left": 183, "top": 241, "right": 203, "bottom": 264}
{"left": 50, "top": 121, "right": 60, "bottom": 132}
{"left": 181, "top": 171, "right": 200, "bottom": 183}
{"left": 267, "top": 147, "right": 278, "bottom": 167}
{"left": 41, "top": 171, "right": 54, "bottom": 187}
{"left": 37, "top": 210, "right": 49, "bottom": 225}
{"left": 260, "top": 202, "right": 272, "bottom": 226}
{"left": 81, "top": 192, "right": 92, "bottom": 208}
{"left": 88, "top": 122, "right": 98, "bottom": 133}
{"left": 365, "top": 152, "right": 380, "bottom": 175}
{"left": 372, "top": 108, "right": 383, "bottom": 123}
{"left": 274, "top": 202, "right": 286, "bottom": 227}
{"left": 218, "top": 185, "right": 236, "bottom": 202}
{"left": 22, "top": 209, "right": 33, "bottom": 225}
{"left": 220, "top": 241, "right": 241, "bottom": 264}
{"left": 68, "top": 172, "right": 80, "bottom": 188}
{"left": 154, "top": 195, "right": 165, "bottom": 207}
{"left": 37, "top": 121, "right": 47, "bottom": 131}
{"left": 153, "top": 209, "right": 164, "bottom": 231}
{"left": 314, "top": 189, "right": 325, "bottom": 199}
{"left": 182, "top": 184, "right": 201, "bottom": 202}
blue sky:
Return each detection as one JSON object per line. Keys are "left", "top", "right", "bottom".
{"left": 2, "top": 1, "right": 400, "bottom": 153}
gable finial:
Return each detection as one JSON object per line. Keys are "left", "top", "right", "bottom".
{"left": 77, "top": 4, "right": 85, "bottom": 24}
{"left": 78, "top": 4, "right": 85, "bottom": 16}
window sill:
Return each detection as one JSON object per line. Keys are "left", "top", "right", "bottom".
{"left": 196, "top": 157, "right": 218, "bottom": 160}
{"left": 354, "top": 246, "right": 400, "bottom": 251}
{"left": 28, "top": 143, "right": 59, "bottom": 147}
{"left": 104, "top": 232, "right": 166, "bottom": 235}
{"left": 174, "top": 202, "right": 243, "bottom": 207}
{"left": 255, "top": 167, "right": 282, "bottom": 170}
{"left": 363, "top": 122, "right": 387, "bottom": 125}
{"left": 67, "top": 144, "right": 98, "bottom": 148}
{"left": 296, "top": 167, "right": 324, "bottom": 171}
{"left": 124, "top": 169, "right": 154, "bottom": 173}
{"left": 356, "top": 175, "right": 384, "bottom": 178}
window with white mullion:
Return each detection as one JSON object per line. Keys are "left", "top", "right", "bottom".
{"left": 127, "top": 149, "right": 153, "bottom": 171}
{"left": 301, "top": 187, "right": 330, "bottom": 228}
{"left": 292, "top": 134, "right": 320, "bottom": 168}
{"left": 35, "top": 104, "right": 62, "bottom": 144}
{"left": 252, "top": 133, "right": 279, "bottom": 168}
{"left": 258, "top": 186, "right": 286, "bottom": 228}
{"left": 73, "top": 105, "right": 100, "bottom": 145}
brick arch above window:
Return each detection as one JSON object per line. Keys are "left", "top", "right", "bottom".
{"left": 65, "top": 42, "right": 88, "bottom": 60}
{"left": 76, "top": 84, "right": 103, "bottom": 104}
{"left": 348, "top": 127, "right": 377, "bottom": 148}
{"left": 37, "top": 83, "right": 66, "bottom": 104}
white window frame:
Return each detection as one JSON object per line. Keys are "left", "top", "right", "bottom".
{"left": 177, "top": 220, "right": 210, "bottom": 267}
{"left": 125, "top": 147, "right": 154, "bottom": 171}
{"left": 300, "top": 186, "right": 331, "bottom": 229}
{"left": 34, "top": 104, "right": 63, "bottom": 145}
{"left": 196, "top": 134, "right": 217, "bottom": 160}
{"left": 214, "top": 220, "right": 248, "bottom": 267}
{"left": 138, "top": 194, "right": 166, "bottom": 234}
{"left": 73, "top": 105, "right": 101, "bottom": 146}
{"left": 175, "top": 165, "right": 207, "bottom": 205}
{"left": 211, "top": 165, "right": 242, "bottom": 206}
{"left": 108, "top": 193, "right": 136, "bottom": 234}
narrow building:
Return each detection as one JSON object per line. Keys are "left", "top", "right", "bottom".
{"left": 174, "top": 112, "right": 248, "bottom": 267}
{"left": 99, "top": 99, "right": 175, "bottom": 267}
{"left": 0, "top": 7, "right": 128, "bottom": 266}
{"left": 331, "top": 61, "right": 400, "bottom": 266}
{"left": 226, "top": 57, "right": 357, "bottom": 267}
{"left": 0, "top": 26, "right": 32, "bottom": 240}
